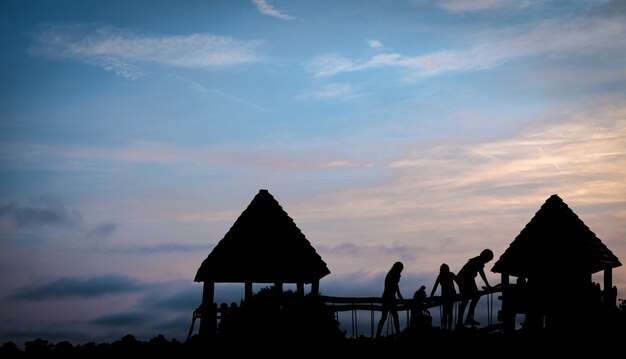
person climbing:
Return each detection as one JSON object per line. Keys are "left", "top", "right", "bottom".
{"left": 430, "top": 263, "right": 457, "bottom": 330}
{"left": 456, "top": 249, "right": 494, "bottom": 328}
{"left": 376, "top": 261, "right": 404, "bottom": 338}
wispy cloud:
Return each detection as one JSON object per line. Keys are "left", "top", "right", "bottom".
{"left": 287, "top": 101, "right": 626, "bottom": 274}
{"left": 2, "top": 139, "right": 374, "bottom": 174}
{"left": 105, "top": 242, "right": 215, "bottom": 254}
{"left": 0, "top": 197, "right": 121, "bottom": 241}
{"left": 210, "top": 88, "right": 272, "bottom": 112}
{"left": 142, "top": 286, "right": 201, "bottom": 311}
{"left": 170, "top": 74, "right": 271, "bottom": 111}
{"left": 367, "top": 39, "right": 383, "bottom": 49}
{"left": 92, "top": 311, "right": 154, "bottom": 327}
{"left": 10, "top": 275, "right": 147, "bottom": 301}
{"left": 251, "top": 0, "right": 295, "bottom": 20}
{"left": 86, "top": 221, "right": 117, "bottom": 239}
{"left": 307, "top": 12, "right": 626, "bottom": 77}
{"left": 318, "top": 242, "right": 422, "bottom": 261}
{"left": 302, "top": 103, "right": 626, "bottom": 222}
{"left": 297, "top": 82, "right": 358, "bottom": 101}
{"left": 410, "top": 0, "right": 538, "bottom": 11}
{"left": 29, "top": 23, "right": 265, "bottom": 78}
{"left": 0, "top": 197, "right": 81, "bottom": 229}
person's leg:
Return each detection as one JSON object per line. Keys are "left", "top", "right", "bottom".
{"left": 443, "top": 303, "right": 452, "bottom": 330}
{"left": 465, "top": 295, "right": 480, "bottom": 325}
{"left": 457, "top": 299, "right": 468, "bottom": 328}
{"left": 391, "top": 310, "right": 400, "bottom": 335}
{"left": 376, "top": 310, "right": 389, "bottom": 338}
{"left": 462, "top": 281, "right": 479, "bottom": 325}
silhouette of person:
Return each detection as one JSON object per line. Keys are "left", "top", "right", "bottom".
{"left": 456, "top": 249, "right": 494, "bottom": 327}
{"left": 410, "top": 285, "right": 430, "bottom": 329}
{"left": 430, "top": 263, "right": 457, "bottom": 330}
{"left": 376, "top": 261, "right": 404, "bottom": 338}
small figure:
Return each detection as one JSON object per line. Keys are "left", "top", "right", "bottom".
{"left": 376, "top": 261, "right": 404, "bottom": 338}
{"left": 410, "top": 285, "right": 431, "bottom": 330}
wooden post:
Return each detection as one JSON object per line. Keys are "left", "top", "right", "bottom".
{"left": 297, "top": 282, "right": 304, "bottom": 296}
{"left": 199, "top": 281, "right": 215, "bottom": 336}
{"left": 245, "top": 282, "right": 253, "bottom": 301}
{"left": 500, "top": 274, "right": 515, "bottom": 333}
{"left": 275, "top": 282, "right": 283, "bottom": 294}
{"left": 311, "top": 280, "right": 319, "bottom": 296}
{"left": 604, "top": 269, "right": 614, "bottom": 306}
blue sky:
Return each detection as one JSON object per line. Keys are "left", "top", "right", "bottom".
{"left": 1, "top": 0, "right": 625, "bottom": 347}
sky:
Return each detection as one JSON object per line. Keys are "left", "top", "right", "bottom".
{"left": 1, "top": 0, "right": 626, "bottom": 347}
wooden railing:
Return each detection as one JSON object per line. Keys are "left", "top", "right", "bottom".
{"left": 187, "top": 286, "right": 504, "bottom": 340}
{"left": 319, "top": 286, "right": 503, "bottom": 337}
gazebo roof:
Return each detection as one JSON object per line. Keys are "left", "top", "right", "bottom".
{"left": 194, "top": 189, "right": 330, "bottom": 284}
{"left": 491, "top": 194, "right": 621, "bottom": 278}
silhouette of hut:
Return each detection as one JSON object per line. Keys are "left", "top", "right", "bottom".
{"left": 492, "top": 194, "right": 621, "bottom": 333}
{"left": 193, "top": 189, "right": 331, "bottom": 336}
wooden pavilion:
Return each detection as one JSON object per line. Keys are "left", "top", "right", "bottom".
{"left": 193, "top": 189, "right": 330, "bottom": 336}
{"left": 492, "top": 194, "right": 622, "bottom": 333}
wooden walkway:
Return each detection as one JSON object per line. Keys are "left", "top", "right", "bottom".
{"left": 187, "top": 286, "right": 504, "bottom": 340}
{"left": 319, "top": 286, "right": 503, "bottom": 337}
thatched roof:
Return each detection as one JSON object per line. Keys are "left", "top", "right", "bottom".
{"left": 491, "top": 194, "right": 621, "bottom": 278}
{"left": 194, "top": 189, "right": 330, "bottom": 283}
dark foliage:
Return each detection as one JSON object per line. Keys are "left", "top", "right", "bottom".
{"left": 215, "top": 286, "right": 346, "bottom": 343}
{"left": 2, "top": 297, "right": 625, "bottom": 357}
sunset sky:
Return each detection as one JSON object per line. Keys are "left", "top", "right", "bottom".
{"left": 1, "top": 0, "right": 625, "bottom": 347}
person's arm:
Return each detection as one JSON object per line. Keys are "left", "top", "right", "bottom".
{"left": 396, "top": 287, "right": 403, "bottom": 300}
{"left": 479, "top": 268, "right": 491, "bottom": 288}
{"left": 430, "top": 277, "right": 440, "bottom": 297}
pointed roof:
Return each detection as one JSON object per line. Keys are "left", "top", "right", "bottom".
{"left": 492, "top": 194, "right": 621, "bottom": 278}
{"left": 194, "top": 189, "right": 331, "bottom": 283}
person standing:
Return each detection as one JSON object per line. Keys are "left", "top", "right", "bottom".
{"left": 430, "top": 263, "right": 457, "bottom": 330}
{"left": 456, "top": 249, "right": 494, "bottom": 327}
{"left": 376, "top": 261, "right": 404, "bottom": 338}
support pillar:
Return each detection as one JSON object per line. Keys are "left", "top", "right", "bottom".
{"left": 198, "top": 281, "right": 215, "bottom": 336}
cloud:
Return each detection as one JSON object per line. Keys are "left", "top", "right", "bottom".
{"left": 318, "top": 242, "right": 422, "bottom": 262}
{"left": 367, "top": 39, "right": 383, "bottom": 48}
{"left": 0, "top": 198, "right": 82, "bottom": 229}
{"left": 29, "top": 23, "right": 265, "bottom": 78}
{"left": 251, "top": 0, "right": 295, "bottom": 20}
{"left": 388, "top": 105, "right": 626, "bottom": 201}
{"left": 297, "top": 83, "right": 358, "bottom": 101}
{"left": 308, "top": 102, "right": 626, "bottom": 222}
{"left": 86, "top": 221, "right": 117, "bottom": 238}
{"left": 209, "top": 88, "right": 272, "bottom": 112}
{"left": 307, "top": 10, "right": 626, "bottom": 77}
{"left": 285, "top": 100, "right": 626, "bottom": 277}
{"left": 410, "top": 0, "right": 537, "bottom": 11}
{"left": 142, "top": 286, "right": 201, "bottom": 311}
{"left": 105, "top": 243, "right": 215, "bottom": 254}
{"left": 10, "top": 275, "right": 147, "bottom": 301}
{"left": 437, "top": 0, "right": 526, "bottom": 11}
{"left": 320, "top": 270, "right": 433, "bottom": 298}
{"left": 92, "top": 311, "right": 153, "bottom": 327}
{"left": 2, "top": 139, "right": 375, "bottom": 174}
